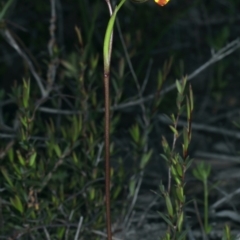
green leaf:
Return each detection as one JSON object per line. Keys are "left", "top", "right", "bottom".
{"left": 129, "top": 124, "right": 140, "bottom": 143}
{"left": 158, "top": 211, "right": 174, "bottom": 229}
{"left": 0, "top": 0, "right": 15, "bottom": 21}
{"left": 103, "top": 0, "right": 126, "bottom": 68}
{"left": 160, "top": 154, "right": 169, "bottom": 163}
{"left": 169, "top": 125, "right": 178, "bottom": 136}
{"left": 165, "top": 194, "right": 173, "bottom": 217}
{"left": 157, "top": 70, "right": 163, "bottom": 89}
{"left": 177, "top": 231, "right": 188, "bottom": 240}
{"left": 182, "top": 127, "right": 189, "bottom": 151}
{"left": 186, "top": 96, "right": 190, "bottom": 120}
{"left": 54, "top": 144, "right": 62, "bottom": 158}
{"left": 29, "top": 151, "right": 37, "bottom": 167}
{"left": 57, "top": 227, "right": 65, "bottom": 239}
{"left": 177, "top": 211, "right": 184, "bottom": 231}
{"left": 7, "top": 147, "right": 14, "bottom": 162}
{"left": 129, "top": 178, "right": 136, "bottom": 197}
{"left": 189, "top": 85, "right": 194, "bottom": 111}
{"left": 176, "top": 80, "right": 182, "bottom": 93}
{"left": 140, "top": 149, "right": 153, "bottom": 169}
{"left": 10, "top": 195, "right": 24, "bottom": 214}
{"left": 20, "top": 116, "right": 27, "bottom": 128}
{"left": 1, "top": 167, "right": 14, "bottom": 188}
{"left": 16, "top": 150, "right": 25, "bottom": 166}
{"left": 89, "top": 187, "right": 95, "bottom": 200}
{"left": 185, "top": 158, "right": 193, "bottom": 170}
{"left": 206, "top": 225, "right": 212, "bottom": 234}
{"left": 159, "top": 182, "right": 165, "bottom": 193}
{"left": 22, "top": 79, "right": 30, "bottom": 108}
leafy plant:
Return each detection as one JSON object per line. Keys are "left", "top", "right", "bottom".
{"left": 192, "top": 161, "right": 212, "bottom": 234}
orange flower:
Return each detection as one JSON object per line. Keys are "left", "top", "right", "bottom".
{"left": 154, "top": 0, "right": 170, "bottom": 6}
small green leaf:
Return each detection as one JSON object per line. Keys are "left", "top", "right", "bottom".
{"left": 176, "top": 80, "right": 182, "bottom": 93}
{"left": 157, "top": 70, "right": 163, "bottom": 89}
{"left": 57, "top": 227, "right": 65, "bottom": 239}
{"left": 158, "top": 212, "right": 174, "bottom": 229}
{"left": 189, "top": 85, "right": 194, "bottom": 111}
{"left": 177, "top": 211, "right": 184, "bottom": 231}
{"left": 160, "top": 154, "right": 169, "bottom": 163}
{"left": 186, "top": 96, "right": 190, "bottom": 120}
{"left": 129, "top": 178, "right": 136, "bottom": 197}
{"left": 140, "top": 149, "right": 153, "bottom": 169}
{"left": 22, "top": 79, "right": 30, "bottom": 108}
{"left": 176, "top": 185, "right": 185, "bottom": 202}
{"left": 185, "top": 158, "right": 193, "bottom": 170}
{"left": 10, "top": 195, "right": 24, "bottom": 214}
{"left": 29, "top": 151, "right": 37, "bottom": 167}
{"left": 72, "top": 152, "right": 78, "bottom": 164}
{"left": 16, "top": 150, "right": 25, "bottom": 166}
{"left": 183, "top": 127, "right": 189, "bottom": 151}
{"left": 129, "top": 124, "right": 140, "bottom": 143}
{"left": 206, "top": 225, "right": 212, "bottom": 234}
{"left": 1, "top": 167, "right": 14, "bottom": 187}
{"left": 20, "top": 116, "right": 27, "bottom": 128}
{"left": 89, "top": 187, "right": 95, "bottom": 200}
{"left": 54, "top": 144, "right": 62, "bottom": 158}
{"left": 103, "top": 0, "right": 126, "bottom": 67}
{"left": 177, "top": 231, "right": 188, "bottom": 240}
{"left": 165, "top": 194, "right": 173, "bottom": 217}
{"left": 169, "top": 125, "right": 178, "bottom": 136}
{"left": 175, "top": 163, "right": 183, "bottom": 177}
{"left": 159, "top": 182, "right": 165, "bottom": 193}
{"left": 8, "top": 147, "right": 14, "bottom": 162}
{"left": 0, "top": 0, "right": 15, "bottom": 21}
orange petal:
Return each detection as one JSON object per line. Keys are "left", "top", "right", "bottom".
{"left": 154, "top": 0, "right": 170, "bottom": 6}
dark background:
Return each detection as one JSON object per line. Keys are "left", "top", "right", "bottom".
{"left": 1, "top": 0, "right": 240, "bottom": 238}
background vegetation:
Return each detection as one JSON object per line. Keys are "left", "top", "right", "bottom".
{"left": 0, "top": 0, "right": 240, "bottom": 239}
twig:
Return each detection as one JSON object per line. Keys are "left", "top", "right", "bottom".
{"left": 137, "top": 195, "right": 159, "bottom": 227}
{"left": 193, "top": 199, "right": 208, "bottom": 240}
{"left": 37, "top": 146, "right": 74, "bottom": 193}
{"left": 95, "top": 142, "right": 104, "bottom": 166}
{"left": 2, "top": 29, "right": 47, "bottom": 97}
{"left": 0, "top": 140, "right": 14, "bottom": 159}
{"left": 91, "top": 229, "right": 123, "bottom": 240}
{"left": 47, "top": 0, "right": 59, "bottom": 92}
{"left": 35, "top": 38, "right": 240, "bottom": 115}
{"left": 158, "top": 114, "right": 240, "bottom": 140}
{"left": 123, "top": 171, "right": 144, "bottom": 228}
{"left": 43, "top": 227, "right": 51, "bottom": 240}
{"left": 65, "top": 210, "right": 74, "bottom": 240}
{"left": 140, "top": 59, "right": 153, "bottom": 95}
{"left": 74, "top": 216, "right": 83, "bottom": 240}
{"left": 48, "top": 0, "right": 57, "bottom": 57}
{"left": 110, "top": 38, "right": 240, "bottom": 111}
{"left": 211, "top": 187, "right": 240, "bottom": 210}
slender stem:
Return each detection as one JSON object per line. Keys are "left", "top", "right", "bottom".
{"left": 204, "top": 179, "right": 208, "bottom": 233}
{"left": 104, "top": 71, "right": 112, "bottom": 240}
{"left": 104, "top": 2, "right": 113, "bottom": 239}
{"left": 103, "top": 1, "right": 126, "bottom": 239}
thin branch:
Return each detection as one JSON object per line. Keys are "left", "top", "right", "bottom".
{"left": 123, "top": 171, "right": 144, "bottom": 228}
{"left": 158, "top": 114, "right": 240, "bottom": 140}
{"left": 193, "top": 199, "right": 208, "bottom": 240}
{"left": 2, "top": 29, "right": 47, "bottom": 97}
{"left": 211, "top": 188, "right": 240, "bottom": 210}
{"left": 34, "top": 38, "right": 240, "bottom": 114}
{"left": 48, "top": 0, "right": 57, "bottom": 57}
{"left": 74, "top": 216, "right": 83, "bottom": 240}
{"left": 110, "top": 38, "right": 240, "bottom": 111}
{"left": 43, "top": 227, "right": 51, "bottom": 240}
{"left": 65, "top": 210, "right": 74, "bottom": 240}
{"left": 47, "top": 0, "right": 59, "bottom": 92}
